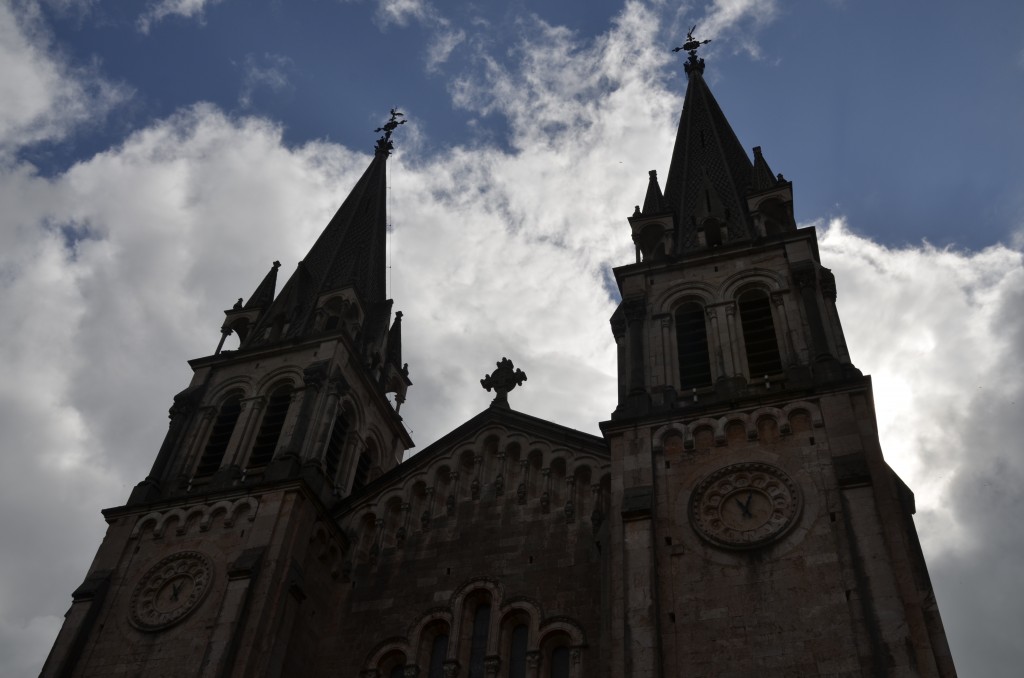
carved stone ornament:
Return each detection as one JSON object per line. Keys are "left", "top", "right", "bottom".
{"left": 129, "top": 551, "right": 214, "bottom": 632}
{"left": 689, "top": 462, "right": 802, "bottom": 549}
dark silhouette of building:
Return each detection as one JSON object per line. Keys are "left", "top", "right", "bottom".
{"left": 43, "top": 53, "right": 956, "bottom": 677}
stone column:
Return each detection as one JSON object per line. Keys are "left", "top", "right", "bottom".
{"left": 447, "top": 471, "right": 460, "bottom": 516}
{"left": 820, "top": 268, "right": 852, "bottom": 363}
{"left": 540, "top": 467, "right": 551, "bottom": 512}
{"left": 517, "top": 460, "right": 529, "bottom": 504}
{"left": 228, "top": 396, "right": 264, "bottom": 470}
{"left": 723, "top": 301, "right": 743, "bottom": 377}
{"left": 791, "top": 263, "right": 833, "bottom": 362}
{"left": 770, "top": 291, "right": 798, "bottom": 366}
{"left": 525, "top": 651, "right": 541, "bottom": 678}
{"left": 494, "top": 451, "right": 506, "bottom": 497}
{"left": 472, "top": 455, "right": 483, "bottom": 500}
{"left": 564, "top": 475, "right": 576, "bottom": 523}
{"left": 422, "top": 487, "right": 435, "bottom": 530}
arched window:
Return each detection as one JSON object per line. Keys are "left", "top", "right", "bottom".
{"left": 248, "top": 385, "right": 292, "bottom": 467}
{"left": 738, "top": 290, "right": 782, "bottom": 376}
{"left": 508, "top": 624, "right": 529, "bottom": 678}
{"left": 427, "top": 634, "right": 448, "bottom": 678}
{"left": 195, "top": 395, "right": 242, "bottom": 477}
{"left": 550, "top": 647, "right": 570, "bottom": 678}
{"left": 323, "top": 411, "right": 349, "bottom": 484}
{"left": 351, "top": 451, "right": 372, "bottom": 493}
{"left": 675, "top": 302, "right": 712, "bottom": 389}
{"left": 467, "top": 603, "right": 491, "bottom": 678}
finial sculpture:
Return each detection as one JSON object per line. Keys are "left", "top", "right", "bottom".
{"left": 374, "top": 108, "right": 406, "bottom": 155}
{"left": 481, "top": 358, "right": 527, "bottom": 409}
{"left": 672, "top": 24, "right": 711, "bottom": 75}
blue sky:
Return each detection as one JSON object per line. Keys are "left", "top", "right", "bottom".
{"left": 30, "top": 0, "right": 1024, "bottom": 251}
{"left": 2, "top": 0, "right": 1023, "bottom": 675}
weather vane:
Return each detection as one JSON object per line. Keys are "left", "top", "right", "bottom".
{"left": 374, "top": 108, "right": 406, "bottom": 155}
{"left": 672, "top": 25, "right": 711, "bottom": 75}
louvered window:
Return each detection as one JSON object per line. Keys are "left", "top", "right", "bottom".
{"left": 550, "top": 647, "right": 571, "bottom": 678}
{"left": 509, "top": 624, "right": 528, "bottom": 678}
{"left": 195, "top": 396, "right": 242, "bottom": 477}
{"left": 351, "top": 452, "right": 372, "bottom": 493}
{"left": 676, "top": 302, "right": 713, "bottom": 389}
{"left": 427, "top": 635, "right": 448, "bottom": 678}
{"left": 468, "top": 604, "right": 491, "bottom": 678}
{"left": 248, "top": 386, "right": 291, "bottom": 467}
{"left": 323, "top": 413, "right": 349, "bottom": 484}
{"left": 739, "top": 291, "right": 782, "bottom": 376}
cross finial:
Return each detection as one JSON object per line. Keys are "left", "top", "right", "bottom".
{"left": 374, "top": 108, "right": 406, "bottom": 155}
{"left": 671, "top": 25, "right": 711, "bottom": 76}
{"left": 480, "top": 357, "right": 527, "bottom": 409}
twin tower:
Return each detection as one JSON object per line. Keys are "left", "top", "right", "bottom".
{"left": 44, "top": 50, "right": 956, "bottom": 677}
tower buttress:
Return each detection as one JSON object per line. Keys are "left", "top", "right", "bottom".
{"left": 600, "top": 36, "right": 956, "bottom": 677}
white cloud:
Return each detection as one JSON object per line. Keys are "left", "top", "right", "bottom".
{"left": 137, "top": 0, "right": 226, "bottom": 34}
{"left": 376, "top": 0, "right": 429, "bottom": 27}
{"left": 0, "top": 2, "right": 128, "bottom": 155}
{"left": 238, "top": 52, "right": 293, "bottom": 109}
{"left": 3, "top": 1, "right": 1023, "bottom": 676}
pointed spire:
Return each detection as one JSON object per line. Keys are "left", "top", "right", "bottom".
{"left": 751, "top": 146, "right": 778, "bottom": 193}
{"left": 246, "top": 112, "right": 405, "bottom": 345}
{"left": 662, "top": 34, "right": 755, "bottom": 253}
{"left": 641, "top": 170, "right": 665, "bottom": 215}
{"left": 244, "top": 261, "right": 281, "bottom": 310}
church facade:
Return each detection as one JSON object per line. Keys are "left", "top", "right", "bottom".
{"left": 43, "top": 49, "right": 957, "bottom": 678}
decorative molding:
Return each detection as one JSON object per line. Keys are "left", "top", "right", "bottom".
{"left": 130, "top": 496, "right": 259, "bottom": 540}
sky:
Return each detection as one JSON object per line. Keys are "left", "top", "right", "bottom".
{"left": 0, "top": 0, "right": 1022, "bottom": 674}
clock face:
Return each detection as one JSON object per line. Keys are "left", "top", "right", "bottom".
{"left": 689, "top": 463, "right": 801, "bottom": 549}
{"left": 129, "top": 551, "right": 213, "bottom": 632}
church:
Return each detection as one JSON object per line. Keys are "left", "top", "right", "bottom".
{"left": 42, "top": 41, "right": 957, "bottom": 678}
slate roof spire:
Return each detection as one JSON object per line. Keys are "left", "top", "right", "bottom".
{"left": 662, "top": 32, "right": 756, "bottom": 253}
{"left": 243, "top": 111, "right": 405, "bottom": 346}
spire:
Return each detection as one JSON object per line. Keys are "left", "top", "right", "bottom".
{"left": 244, "top": 261, "right": 281, "bottom": 309}
{"left": 245, "top": 111, "right": 405, "bottom": 345}
{"left": 663, "top": 30, "right": 755, "bottom": 253}
{"left": 751, "top": 146, "right": 778, "bottom": 193}
{"left": 641, "top": 170, "right": 665, "bottom": 215}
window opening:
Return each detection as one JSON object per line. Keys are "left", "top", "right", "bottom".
{"left": 248, "top": 386, "right": 291, "bottom": 467}
{"left": 468, "top": 604, "right": 491, "bottom": 678}
{"left": 195, "top": 396, "right": 242, "bottom": 477}
{"left": 738, "top": 291, "right": 782, "bottom": 376}
{"left": 351, "top": 452, "right": 372, "bottom": 493}
{"left": 428, "top": 635, "right": 448, "bottom": 678}
{"left": 509, "top": 624, "right": 528, "bottom": 678}
{"left": 550, "top": 647, "right": 571, "bottom": 678}
{"left": 675, "top": 303, "right": 712, "bottom": 389}
{"left": 323, "top": 413, "right": 349, "bottom": 483}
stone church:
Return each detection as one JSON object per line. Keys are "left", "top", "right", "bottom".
{"left": 43, "top": 44, "right": 957, "bottom": 678}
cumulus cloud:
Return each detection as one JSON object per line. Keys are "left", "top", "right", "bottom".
{"left": 137, "top": 0, "right": 226, "bottom": 34}
{"left": 2, "top": 1, "right": 1023, "bottom": 676}
{"left": 0, "top": 2, "right": 128, "bottom": 155}
{"left": 820, "top": 221, "right": 1024, "bottom": 675}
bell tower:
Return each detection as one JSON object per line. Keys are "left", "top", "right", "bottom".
{"left": 600, "top": 36, "right": 957, "bottom": 676}
{"left": 42, "top": 114, "right": 413, "bottom": 677}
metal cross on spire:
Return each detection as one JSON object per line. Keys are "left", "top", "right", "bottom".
{"left": 480, "top": 357, "right": 527, "bottom": 409}
{"left": 374, "top": 108, "right": 406, "bottom": 155}
{"left": 672, "top": 25, "right": 711, "bottom": 76}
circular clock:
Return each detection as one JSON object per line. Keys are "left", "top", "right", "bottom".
{"left": 689, "top": 462, "right": 801, "bottom": 549}
{"left": 129, "top": 551, "right": 213, "bottom": 632}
